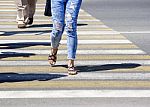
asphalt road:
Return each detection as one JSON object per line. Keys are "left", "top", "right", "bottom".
{"left": 0, "top": 98, "right": 150, "bottom": 107}
{"left": 82, "top": 0, "right": 150, "bottom": 54}
{"left": 0, "top": 0, "right": 150, "bottom": 107}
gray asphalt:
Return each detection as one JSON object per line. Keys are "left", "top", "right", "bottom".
{"left": 82, "top": 0, "right": 150, "bottom": 54}
{"left": 0, "top": 98, "right": 150, "bottom": 107}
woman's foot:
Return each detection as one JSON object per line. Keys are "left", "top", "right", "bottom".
{"left": 48, "top": 48, "right": 58, "bottom": 66}
{"left": 68, "top": 60, "right": 77, "bottom": 75}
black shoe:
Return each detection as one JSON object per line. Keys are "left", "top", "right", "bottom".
{"left": 28, "top": 18, "right": 33, "bottom": 25}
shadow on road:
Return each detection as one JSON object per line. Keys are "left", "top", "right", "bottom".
{"left": 0, "top": 30, "right": 51, "bottom": 36}
{"left": 28, "top": 23, "right": 88, "bottom": 28}
{"left": 28, "top": 24, "right": 53, "bottom": 28}
{"left": 0, "top": 63, "right": 141, "bottom": 83}
{"left": 54, "top": 63, "right": 141, "bottom": 72}
{"left": 0, "top": 52, "right": 35, "bottom": 59}
{"left": 0, "top": 73, "right": 67, "bottom": 83}
{"left": 77, "top": 63, "right": 141, "bottom": 72}
{"left": 0, "top": 23, "right": 88, "bottom": 36}
{"left": 0, "top": 42, "right": 51, "bottom": 49}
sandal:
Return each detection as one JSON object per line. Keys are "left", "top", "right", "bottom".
{"left": 68, "top": 66, "right": 77, "bottom": 75}
{"left": 48, "top": 48, "right": 58, "bottom": 66}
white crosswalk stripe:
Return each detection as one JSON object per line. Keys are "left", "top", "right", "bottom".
{"left": 0, "top": 14, "right": 92, "bottom": 17}
{"left": 0, "top": 25, "right": 109, "bottom": 28}
{"left": 0, "top": 60, "right": 149, "bottom": 66}
{"left": 0, "top": 90, "right": 150, "bottom": 98}
{"left": 0, "top": 31, "right": 120, "bottom": 35}
{"left": 0, "top": 40, "right": 131, "bottom": 44}
{"left": 0, "top": 1, "right": 14, "bottom": 3}
{"left": 58, "top": 72, "right": 150, "bottom": 80}
{"left": 0, "top": 49, "right": 145, "bottom": 55}
{"left": 0, "top": 19, "right": 100, "bottom": 22}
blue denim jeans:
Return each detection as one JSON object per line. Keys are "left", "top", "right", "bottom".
{"left": 50, "top": 0, "right": 82, "bottom": 60}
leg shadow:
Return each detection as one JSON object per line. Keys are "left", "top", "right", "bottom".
{"left": 28, "top": 24, "right": 53, "bottom": 28}
{"left": 1, "top": 30, "right": 51, "bottom": 36}
{"left": 0, "top": 23, "right": 88, "bottom": 36}
{"left": 0, "top": 73, "right": 67, "bottom": 83}
{"left": 0, "top": 52, "right": 35, "bottom": 59}
{"left": 77, "top": 24, "right": 88, "bottom": 26}
{"left": 76, "top": 63, "right": 141, "bottom": 72}
{"left": 50, "top": 63, "right": 141, "bottom": 72}
{"left": 28, "top": 23, "right": 88, "bottom": 28}
{"left": 0, "top": 42, "right": 51, "bottom": 49}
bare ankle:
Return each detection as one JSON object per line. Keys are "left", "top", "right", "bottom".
{"left": 68, "top": 60, "right": 74, "bottom": 67}
{"left": 51, "top": 48, "right": 58, "bottom": 55}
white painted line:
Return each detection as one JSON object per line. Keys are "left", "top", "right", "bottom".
{"left": 0, "top": 6, "right": 44, "bottom": 8}
{"left": 61, "top": 30, "right": 118, "bottom": 34}
{"left": 0, "top": 49, "right": 145, "bottom": 55}
{"left": 0, "top": 1, "right": 14, "bottom": 3}
{"left": 0, "top": 19, "right": 100, "bottom": 22}
{"left": 0, "top": 14, "right": 39, "bottom": 16}
{"left": 78, "top": 25, "right": 108, "bottom": 28}
{"left": 0, "top": 8, "right": 84, "bottom": 12}
{"left": 0, "top": 26, "right": 18, "bottom": 29}
{"left": 1, "top": 31, "right": 120, "bottom": 35}
{"left": 0, "top": 14, "right": 91, "bottom": 17}
{"left": 0, "top": 90, "right": 150, "bottom": 98}
{"left": 0, "top": 4, "right": 18, "bottom": 6}
{"left": 74, "top": 60, "right": 149, "bottom": 65}
{"left": 0, "top": 60, "right": 149, "bottom": 66}
{"left": 59, "top": 73, "right": 150, "bottom": 80}
{"left": 120, "top": 31, "right": 150, "bottom": 34}
{"left": 0, "top": 40, "right": 131, "bottom": 44}
{"left": 0, "top": 7, "right": 46, "bottom": 9}
{"left": 0, "top": 4, "right": 45, "bottom": 6}
{"left": 0, "top": 10, "right": 45, "bottom": 12}
{"left": 0, "top": 25, "right": 109, "bottom": 29}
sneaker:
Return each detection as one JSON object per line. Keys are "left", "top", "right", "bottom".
{"left": 18, "top": 21, "right": 26, "bottom": 28}
{"left": 28, "top": 18, "right": 33, "bottom": 25}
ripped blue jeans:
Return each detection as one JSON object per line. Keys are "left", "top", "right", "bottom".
{"left": 50, "top": 0, "right": 82, "bottom": 60}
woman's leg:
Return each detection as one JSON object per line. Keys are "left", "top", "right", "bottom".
{"left": 49, "top": 0, "right": 65, "bottom": 65}
{"left": 65, "top": 0, "right": 82, "bottom": 74}
{"left": 51, "top": 0, "right": 65, "bottom": 49}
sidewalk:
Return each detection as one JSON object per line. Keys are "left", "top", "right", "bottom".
{"left": 0, "top": 0, "right": 150, "bottom": 98}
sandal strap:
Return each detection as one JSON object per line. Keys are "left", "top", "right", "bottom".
{"left": 68, "top": 66, "right": 77, "bottom": 75}
{"left": 51, "top": 48, "right": 58, "bottom": 56}
{"left": 48, "top": 48, "right": 58, "bottom": 66}
{"left": 48, "top": 55, "right": 57, "bottom": 61}
{"left": 68, "top": 66, "right": 75, "bottom": 71}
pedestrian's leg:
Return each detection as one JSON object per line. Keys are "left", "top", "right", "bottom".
{"left": 48, "top": 0, "right": 65, "bottom": 66}
{"left": 27, "top": 0, "right": 37, "bottom": 24}
{"left": 65, "top": 0, "right": 82, "bottom": 74}
{"left": 15, "top": 0, "right": 28, "bottom": 28}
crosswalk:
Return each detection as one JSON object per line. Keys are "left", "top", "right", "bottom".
{"left": 0, "top": 0, "right": 150, "bottom": 98}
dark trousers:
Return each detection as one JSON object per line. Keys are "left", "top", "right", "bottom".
{"left": 16, "top": 0, "right": 37, "bottom": 22}
{"left": 44, "top": 0, "right": 52, "bottom": 16}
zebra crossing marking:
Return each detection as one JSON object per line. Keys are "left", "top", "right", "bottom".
{"left": 0, "top": 40, "right": 131, "bottom": 44}
{"left": 0, "top": 90, "right": 150, "bottom": 98}
{"left": 0, "top": 49, "right": 145, "bottom": 55}
{"left": 0, "top": 60, "right": 149, "bottom": 66}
